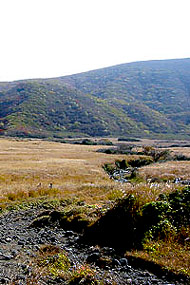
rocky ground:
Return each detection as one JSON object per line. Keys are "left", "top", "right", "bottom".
{"left": 0, "top": 205, "right": 188, "bottom": 284}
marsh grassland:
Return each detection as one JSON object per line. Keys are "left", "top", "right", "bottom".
{"left": 0, "top": 138, "right": 189, "bottom": 279}
{"left": 0, "top": 138, "right": 121, "bottom": 203}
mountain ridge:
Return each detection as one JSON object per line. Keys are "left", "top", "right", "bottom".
{"left": 1, "top": 58, "right": 190, "bottom": 139}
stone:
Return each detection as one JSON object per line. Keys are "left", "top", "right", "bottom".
{"left": 0, "top": 277, "right": 10, "bottom": 284}
{"left": 119, "top": 257, "right": 128, "bottom": 266}
{"left": 102, "top": 247, "right": 115, "bottom": 255}
{"left": 112, "top": 258, "right": 121, "bottom": 267}
{"left": 86, "top": 252, "right": 100, "bottom": 263}
{"left": 0, "top": 254, "right": 13, "bottom": 260}
{"left": 126, "top": 278, "right": 132, "bottom": 284}
{"left": 50, "top": 236, "right": 56, "bottom": 242}
{"left": 11, "top": 250, "right": 18, "bottom": 257}
{"left": 5, "top": 237, "right": 11, "bottom": 242}
{"left": 65, "top": 230, "right": 75, "bottom": 237}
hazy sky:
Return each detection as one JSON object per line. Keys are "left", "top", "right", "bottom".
{"left": 0, "top": 0, "right": 190, "bottom": 81}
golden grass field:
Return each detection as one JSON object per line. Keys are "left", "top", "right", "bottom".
{"left": 0, "top": 137, "right": 190, "bottom": 204}
{"left": 0, "top": 137, "right": 189, "bottom": 277}
{"left": 0, "top": 138, "right": 128, "bottom": 203}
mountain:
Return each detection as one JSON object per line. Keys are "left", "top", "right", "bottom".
{"left": 1, "top": 58, "right": 190, "bottom": 139}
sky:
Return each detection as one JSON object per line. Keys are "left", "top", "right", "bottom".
{"left": 0, "top": 0, "right": 190, "bottom": 81}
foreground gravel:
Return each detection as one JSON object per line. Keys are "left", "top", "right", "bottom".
{"left": 0, "top": 205, "right": 188, "bottom": 284}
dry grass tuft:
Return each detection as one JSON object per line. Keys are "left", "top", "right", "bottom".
{"left": 127, "top": 241, "right": 190, "bottom": 276}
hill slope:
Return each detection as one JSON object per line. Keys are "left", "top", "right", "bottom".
{"left": 1, "top": 58, "right": 190, "bottom": 138}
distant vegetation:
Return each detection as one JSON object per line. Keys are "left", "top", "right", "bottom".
{"left": 1, "top": 58, "right": 190, "bottom": 139}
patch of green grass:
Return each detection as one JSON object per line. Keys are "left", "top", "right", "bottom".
{"left": 30, "top": 245, "right": 106, "bottom": 284}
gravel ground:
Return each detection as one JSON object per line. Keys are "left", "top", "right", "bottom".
{"left": 0, "top": 205, "right": 188, "bottom": 284}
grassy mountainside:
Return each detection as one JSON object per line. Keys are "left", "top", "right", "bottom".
{"left": 1, "top": 58, "right": 190, "bottom": 138}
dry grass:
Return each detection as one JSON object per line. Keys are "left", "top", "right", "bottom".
{"left": 126, "top": 241, "right": 190, "bottom": 276}
{"left": 1, "top": 138, "right": 190, "bottom": 205}
{"left": 139, "top": 160, "right": 190, "bottom": 181}
{"left": 0, "top": 138, "right": 190, "bottom": 277}
{"left": 169, "top": 147, "right": 190, "bottom": 157}
{"left": 0, "top": 138, "right": 128, "bottom": 204}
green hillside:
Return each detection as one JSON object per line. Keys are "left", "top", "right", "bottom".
{"left": 1, "top": 58, "right": 190, "bottom": 138}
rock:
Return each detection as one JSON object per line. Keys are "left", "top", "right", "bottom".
{"left": 126, "top": 265, "right": 132, "bottom": 271}
{"left": 112, "top": 258, "right": 121, "bottom": 267}
{"left": 50, "top": 236, "right": 56, "bottom": 242}
{"left": 173, "top": 177, "right": 181, "bottom": 184}
{"left": 0, "top": 277, "right": 10, "bottom": 284}
{"left": 5, "top": 237, "right": 11, "bottom": 242}
{"left": 86, "top": 252, "right": 100, "bottom": 263}
{"left": 151, "top": 279, "right": 164, "bottom": 283}
{"left": 144, "top": 271, "right": 152, "bottom": 277}
{"left": 12, "top": 235, "right": 17, "bottom": 240}
{"left": 21, "top": 264, "right": 27, "bottom": 270}
{"left": 126, "top": 278, "right": 133, "bottom": 284}
{"left": 73, "top": 236, "right": 79, "bottom": 242}
{"left": 17, "top": 275, "right": 26, "bottom": 281}
{"left": 27, "top": 237, "right": 32, "bottom": 242}
{"left": 119, "top": 258, "right": 128, "bottom": 266}
{"left": 47, "top": 229, "right": 54, "bottom": 235}
{"left": 181, "top": 180, "right": 190, "bottom": 185}
{"left": 11, "top": 250, "right": 18, "bottom": 257}
{"left": 102, "top": 247, "right": 115, "bottom": 255}
{"left": 65, "top": 230, "right": 74, "bottom": 237}
{"left": 18, "top": 240, "right": 25, "bottom": 245}
{"left": 5, "top": 254, "right": 13, "bottom": 260}
{"left": 137, "top": 276, "right": 148, "bottom": 281}
{"left": 0, "top": 254, "right": 13, "bottom": 260}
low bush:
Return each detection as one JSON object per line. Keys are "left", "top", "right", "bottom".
{"left": 128, "top": 157, "right": 153, "bottom": 167}
{"left": 141, "top": 201, "right": 171, "bottom": 229}
{"left": 97, "top": 144, "right": 136, "bottom": 155}
{"left": 103, "top": 163, "right": 115, "bottom": 175}
{"left": 141, "top": 187, "right": 190, "bottom": 244}
{"left": 142, "top": 146, "right": 172, "bottom": 162}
